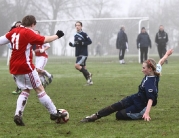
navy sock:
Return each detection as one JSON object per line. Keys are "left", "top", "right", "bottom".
{"left": 96, "top": 102, "right": 123, "bottom": 118}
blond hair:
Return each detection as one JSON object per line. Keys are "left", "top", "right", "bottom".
{"left": 144, "top": 59, "right": 160, "bottom": 76}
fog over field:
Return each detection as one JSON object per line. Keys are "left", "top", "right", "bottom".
{"left": 0, "top": 0, "right": 178, "bottom": 56}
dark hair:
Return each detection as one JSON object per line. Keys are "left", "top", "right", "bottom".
{"left": 22, "top": 15, "right": 36, "bottom": 27}
{"left": 9, "top": 21, "right": 22, "bottom": 31}
{"left": 15, "top": 21, "right": 21, "bottom": 26}
{"left": 75, "top": 21, "right": 82, "bottom": 27}
{"left": 141, "top": 27, "right": 145, "bottom": 30}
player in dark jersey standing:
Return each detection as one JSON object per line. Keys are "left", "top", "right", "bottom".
{"left": 81, "top": 49, "right": 173, "bottom": 122}
{"left": 69, "top": 21, "right": 93, "bottom": 85}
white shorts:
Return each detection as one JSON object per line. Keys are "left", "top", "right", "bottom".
{"left": 13, "top": 69, "right": 41, "bottom": 90}
{"left": 35, "top": 56, "right": 48, "bottom": 70}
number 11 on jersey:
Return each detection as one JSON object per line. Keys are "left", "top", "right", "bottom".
{"left": 11, "top": 33, "right": 20, "bottom": 50}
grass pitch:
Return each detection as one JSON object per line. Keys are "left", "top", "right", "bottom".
{"left": 0, "top": 55, "right": 179, "bottom": 138}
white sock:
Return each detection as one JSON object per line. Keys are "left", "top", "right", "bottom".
{"left": 44, "top": 70, "right": 51, "bottom": 78}
{"left": 38, "top": 91, "right": 57, "bottom": 114}
{"left": 15, "top": 91, "right": 29, "bottom": 116}
{"left": 122, "top": 59, "right": 125, "bottom": 63}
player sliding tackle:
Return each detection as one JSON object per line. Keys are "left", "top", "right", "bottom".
{"left": 0, "top": 15, "right": 67, "bottom": 126}
{"left": 81, "top": 49, "right": 173, "bottom": 122}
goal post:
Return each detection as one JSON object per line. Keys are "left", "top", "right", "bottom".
{"left": 37, "top": 17, "right": 149, "bottom": 63}
{"left": 7, "top": 17, "right": 149, "bottom": 65}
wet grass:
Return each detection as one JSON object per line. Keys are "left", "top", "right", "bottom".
{"left": 0, "top": 55, "right": 179, "bottom": 138}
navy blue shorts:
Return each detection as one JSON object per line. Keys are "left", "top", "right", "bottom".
{"left": 116, "top": 94, "right": 146, "bottom": 120}
{"left": 76, "top": 56, "right": 87, "bottom": 66}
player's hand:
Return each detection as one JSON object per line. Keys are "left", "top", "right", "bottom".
{"left": 126, "top": 49, "right": 129, "bottom": 52}
{"left": 69, "top": 42, "right": 73, "bottom": 47}
{"left": 166, "top": 49, "right": 173, "bottom": 56}
{"left": 142, "top": 113, "right": 151, "bottom": 121}
{"left": 56, "top": 30, "right": 64, "bottom": 38}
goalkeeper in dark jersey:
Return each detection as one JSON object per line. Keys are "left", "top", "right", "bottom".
{"left": 81, "top": 49, "right": 173, "bottom": 122}
{"left": 69, "top": 21, "right": 93, "bottom": 85}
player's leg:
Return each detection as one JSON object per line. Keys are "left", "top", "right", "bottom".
{"left": 75, "top": 56, "right": 92, "bottom": 84}
{"left": 79, "top": 65, "right": 87, "bottom": 80}
{"left": 36, "top": 68, "right": 48, "bottom": 88}
{"left": 31, "top": 70, "right": 66, "bottom": 120}
{"left": 35, "top": 56, "right": 49, "bottom": 86}
{"left": 157, "top": 46, "right": 163, "bottom": 59}
{"left": 11, "top": 76, "right": 22, "bottom": 94}
{"left": 119, "top": 49, "right": 123, "bottom": 64}
{"left": 14, "top": 70, "right": 66, "bottom": 126}
{"left": 122, "top": 48, "right": 126, "bottom": 64}
{"left": 116, "top": 106, "right": 146, "bottom": 120}
{"left": 83, "top": 58, "right": 93, "bottom": 84}
{"left": 140, "top": 47, "right": 144, "bottom": 63}
{"left": 34, "top": 85, "right": 67, "bottom": 120}
{"left": 12, "top": 86, "right": 22, "bottom": 94}
{"left": 80, "top": 95, "right": 134, "bottom": 122}
{"left": 43, "top": 70, "right": 53, "bottom": 84}
{"left": 144, "top": 47, "right": 148, "bottom": 61}
{"left": 40, "top": 57, "right": 53, "bottom": 83}
{"left": 83, "top": 66, "right": 93, "bottom": 85}
{"left": 13, "top": 75, "right": 31, "bottom": 126}
{"left": 163, "top": 46, "right": 168, "bottom": 64}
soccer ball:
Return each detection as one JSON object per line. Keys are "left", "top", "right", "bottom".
{"left": 56, "top": 109, "right": 69, "bottom": 124}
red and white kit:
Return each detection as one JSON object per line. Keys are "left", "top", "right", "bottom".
{"left": 35, "top": 43, "right": 50, "bottom": 70}
{"left": 0, "top": 26, "right": 45, "bottom": 89}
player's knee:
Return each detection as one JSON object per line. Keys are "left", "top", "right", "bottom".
{"left": 75, "top": 64, "right": 80, "bottom": 70}
{"left": 115, "top": 109, "right": 130, "bottom": 120}
{"left": 36, "top": 68, "right": 42, "bottom": 73}
{"left": 34, "top": 84, "right": 45, "bottom": 94}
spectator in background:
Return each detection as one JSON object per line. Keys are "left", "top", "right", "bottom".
{"left": 137, "top": 27, "right": 151, "bottom": 64}
{"left": 116, "top": 26, "right": 128, "bottom": 64}
{"left": 95, "top": 42, "right": 102, "bottom": 56}
{"left": 155, "top": 25, "right": 169, "bottom": 64}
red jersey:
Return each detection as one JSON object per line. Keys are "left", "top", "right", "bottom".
{"left": 35, "top": 43, "right": 50, "bottom": 58}
{"left": 5, "top": 26, "right": 45, "bottom": 74}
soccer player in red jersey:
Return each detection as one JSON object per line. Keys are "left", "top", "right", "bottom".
{"left": 0, "top": 15, "right": 66, "bottom": 126}
{"left": 33, "top": 30, "right": 53, "bottom": 88}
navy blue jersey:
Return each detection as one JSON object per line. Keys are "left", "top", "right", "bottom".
{"left": 138, "top": 76, "right": 159, "bottom": 106}
{"left": 74, "top": 31, "right": 92, "bottom": 57}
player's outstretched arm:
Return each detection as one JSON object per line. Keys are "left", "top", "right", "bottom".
{"left": 0, "top": 36, "right": 10, "bottom": 46}
{"left": 142, "top": 99, "right": 153, "bottom": 121}
{"left": 158, "top": 49, "right": 173, "bottom": 66}
{"left": 44, "top": 30, "right": 64, "bottom": 43}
